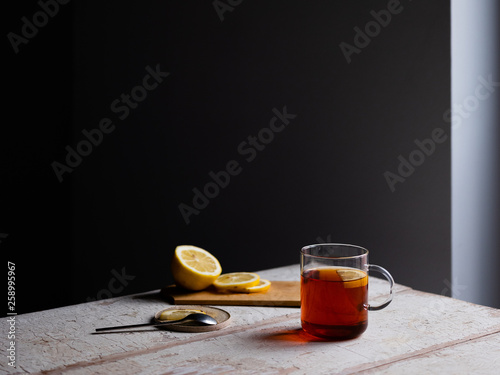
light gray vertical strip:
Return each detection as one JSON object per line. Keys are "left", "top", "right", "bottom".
{"left": 451, "top": 0, "right": 500, "bottom": 307}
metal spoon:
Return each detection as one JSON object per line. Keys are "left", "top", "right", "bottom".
{"left": 95, "top": 313, "right": 217, "bottom": 332}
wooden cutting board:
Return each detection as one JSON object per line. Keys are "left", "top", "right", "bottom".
{"left": 161, "top": 281, "right": 300, "bottom": 307}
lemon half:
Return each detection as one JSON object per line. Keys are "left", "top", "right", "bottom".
{"left": 171, "top": 245, "right": 222, "bottom": 291}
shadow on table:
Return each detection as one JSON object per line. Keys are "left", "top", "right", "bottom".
{"left": 260, "top": 328, "right": 358, "bottom": 344}
{"left": 130, "top": 291, "right": 166, "bottom": 303}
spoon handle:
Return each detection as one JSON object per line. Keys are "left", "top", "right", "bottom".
{"left": 95, "top": 320, "right": 179, "bottom": 332}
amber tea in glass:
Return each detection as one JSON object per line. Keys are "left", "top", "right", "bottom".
{"left": 300, "top": 244, "right": 394, "bottom": 340}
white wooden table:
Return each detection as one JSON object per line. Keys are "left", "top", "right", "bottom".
{"left": 2, "top": 265, "right": 500, "bottom": 374}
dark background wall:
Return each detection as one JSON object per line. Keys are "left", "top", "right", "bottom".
{"left": 4, "top": 0, "right": 450, "bottom": 314}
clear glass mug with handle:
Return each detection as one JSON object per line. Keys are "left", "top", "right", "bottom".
{"left": 301, "top": 243, "right": 394, "bottom": 339}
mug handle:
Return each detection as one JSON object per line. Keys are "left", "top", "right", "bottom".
{"left": 367, "top": 264, "right": 394, "bottom": 311}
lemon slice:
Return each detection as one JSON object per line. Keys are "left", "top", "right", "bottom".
{"left": 336, "top": 268, "right": 368, "bottom": 288}
{"left": 213, "top": 272, "right": 260, "bottom": 291}
{"left": 171, "top": 245, "right": 222, "bottom": 291}
{"left": 159, "top": 309, "right": 205, "bottom": 321}
{"left": 235, "top": 279, "right": 271, "bottom": 293}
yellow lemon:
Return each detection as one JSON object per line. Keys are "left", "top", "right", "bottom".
{"left": 213, "top": 272, "right": 260, "bottom": 291}
{"left": 171, "top": 245, "right": 222, "bottom": 291}
{"left": 159, "top": 309, "right": 205, "bottom": 321}
{"left": 336, "top": 268, "right": 368, "bottom": 288}
{"left": 234, "top": 279, "right": 271, "bottom": 293}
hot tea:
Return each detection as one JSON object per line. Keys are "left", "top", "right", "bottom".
{"left": 301, "top": 266, "right": 368, "bottom": 339}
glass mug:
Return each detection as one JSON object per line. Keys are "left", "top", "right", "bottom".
{"left": 300, "top": 244, "right": 394, "bottom": 339}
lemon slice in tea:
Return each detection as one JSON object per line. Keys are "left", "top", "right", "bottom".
{"left": 336, "top": 268, "right": 368, "bottom": 288}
